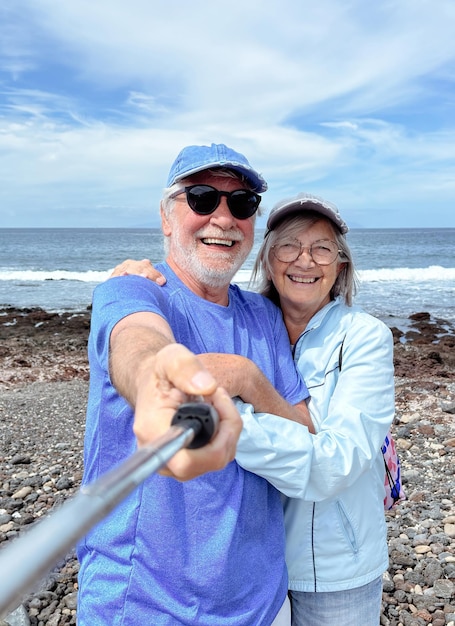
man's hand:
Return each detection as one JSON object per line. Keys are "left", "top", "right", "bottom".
{"left": 114, "top": 338, "right": 242, "bottom": 481}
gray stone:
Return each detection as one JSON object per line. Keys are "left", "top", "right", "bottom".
{"left": 423, "top": 560, "right": 443, "bottom": 585}
{"left": 3, "top": 604, "right": 30, "bottom": 626}
{"left": 433, "top": 579, "right": 455, "bottom": 599}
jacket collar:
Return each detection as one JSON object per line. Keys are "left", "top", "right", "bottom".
{"left": 292, "top": 297, "right": 342, "bottom": 357}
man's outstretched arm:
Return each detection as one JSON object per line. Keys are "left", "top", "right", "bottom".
{"left": 110, "top": 312, "right": 242, "bottom": 481}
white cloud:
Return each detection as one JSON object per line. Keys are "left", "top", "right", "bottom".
{"left": 0, "top": 0, "right": 454, "bottom": 227}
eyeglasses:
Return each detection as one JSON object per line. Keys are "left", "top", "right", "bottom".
{"left": 170, "top": 184, "right": 261, "bottom": 220}
{"left": 272, "top": 239, "right": 341, "bottom": 265}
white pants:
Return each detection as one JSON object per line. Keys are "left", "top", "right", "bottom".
{"left": 271, "top": 595, "right": 291, "bottom": 626}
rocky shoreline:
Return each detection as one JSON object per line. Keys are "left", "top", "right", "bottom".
{"left": 0, "top": 307, "right": 454, "bottom": 626}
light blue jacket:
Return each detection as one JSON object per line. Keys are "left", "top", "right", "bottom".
{"left": 236, "top": 297, "right": 395, "bottom": 592}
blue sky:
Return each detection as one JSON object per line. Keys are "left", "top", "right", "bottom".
{"left": 1, "top": 1, "right": 455, "bottom": 229}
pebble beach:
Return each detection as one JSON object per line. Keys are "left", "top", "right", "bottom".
{"left": 0, "top": 307, "right": 454, "bottom": 626}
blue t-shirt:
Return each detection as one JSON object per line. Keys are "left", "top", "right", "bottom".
{"left": 77, "top": 264, "right": 308, "bottom": 625}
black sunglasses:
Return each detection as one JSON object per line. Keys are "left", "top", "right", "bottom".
{"left": 171, "top": 184, "right": 261, "bottom": 220}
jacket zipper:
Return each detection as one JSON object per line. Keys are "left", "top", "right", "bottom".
{"left": 311, "top": 502, "right": 317, "bottom": 592}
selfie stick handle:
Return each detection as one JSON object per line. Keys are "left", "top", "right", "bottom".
{"left": 0, "top": 402, "right": 219, "bottom": 618}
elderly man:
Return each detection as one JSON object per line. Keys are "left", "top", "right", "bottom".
{"left": 77, "top": 143, "right": 311, "bottom": 625}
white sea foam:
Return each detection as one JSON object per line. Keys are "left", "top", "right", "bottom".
{"left": 0, "top": 269, "right": 112, "bottom": 282}
{"left": 1, "top": 265, "right": 454, "bottom": 285}
{"left": 233, "top": 266, "right": 455, "bottom": 286}
{"left": 358, "top": 266, "right": 455, "bottom": 282}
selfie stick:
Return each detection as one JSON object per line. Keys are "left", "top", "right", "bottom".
{"left": 0, "top": 401, "right": 219, "bottom": 618}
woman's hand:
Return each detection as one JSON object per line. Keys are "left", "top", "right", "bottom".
{"left": 111, "top": 259, "right": 166, "bottom": 285}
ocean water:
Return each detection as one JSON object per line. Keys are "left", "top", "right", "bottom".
{"left": 0, "top": 228, "right": 454, "bottom": 330}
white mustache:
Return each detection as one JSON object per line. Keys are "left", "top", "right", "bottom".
{"left": 195, "top": 228, "right": 244, "bottom": 243}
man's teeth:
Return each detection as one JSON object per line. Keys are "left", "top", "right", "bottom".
{"left": 202, "top": 238, "right": 234, "bottom": 247}
{"left": 289, "top": 276, "right": 317, "bottom": 283}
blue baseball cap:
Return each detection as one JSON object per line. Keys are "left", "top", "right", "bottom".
{"left": 166, "top": 143, "right": 268, "bottom": 193}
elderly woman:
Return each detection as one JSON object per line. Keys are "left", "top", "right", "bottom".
{"left": 233, "top": 193, "right": 395, "bottom": 625}
{"left": 111, "top": 193, "right": 396, "bottom": 626}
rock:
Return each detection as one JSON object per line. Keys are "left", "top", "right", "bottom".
{"left": 423, "top": 560, "right": 443, "bottom": 585}
{"left": 63, "top": 591, "right": 78, "bottom": 610}
{"left": 2, "top": 604, "right": 30, "bottom": 626}
{"left": 10, "top": 456, "right": 31, "bottom": 466}
{"left": 11, "top": 487, "right": 32, "bottom": 500}
{"left": 433, "top": 579, "right": 454, "bottom": 599}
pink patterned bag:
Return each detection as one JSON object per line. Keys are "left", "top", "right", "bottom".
{"left": 382, "top": 430, "right": 406, "bottom": 510}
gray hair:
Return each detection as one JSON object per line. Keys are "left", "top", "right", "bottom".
{"left": 250, "top": 212, "right": 358, "bottom": 306}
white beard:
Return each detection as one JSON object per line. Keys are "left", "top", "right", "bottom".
{"left": 169, "top": 223, "right": 252, "bottom": 289}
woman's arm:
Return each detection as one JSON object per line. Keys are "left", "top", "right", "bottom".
{"left": 198, "top": 353, "right": 314, "bottom": 431}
